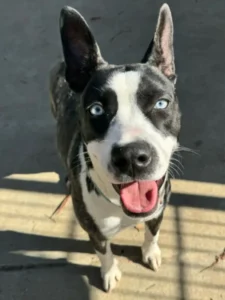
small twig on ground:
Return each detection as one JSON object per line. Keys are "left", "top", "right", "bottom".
{"left": 134, "top": 223, "right": 144, "bottom": 232}
{"left": 47, "top": 176, "right": 72, "bottom": 221}
{"left": 199, "top": 248, "right": 225, "bottom": 273}
{"left": 48, "top": 194, "right": 71, "bottom": 221}
{"left": 145, "top": 283, "right": 156, "bottom": 291}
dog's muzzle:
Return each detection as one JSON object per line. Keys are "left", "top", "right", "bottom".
{"left": 111, "top": 141, "right": 153, "bottom": 177}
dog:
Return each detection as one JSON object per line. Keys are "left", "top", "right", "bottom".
{"left": 49, "top": 3, "right": 181, "bottom": 292}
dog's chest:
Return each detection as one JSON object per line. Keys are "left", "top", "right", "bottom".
{"left": 79, "top": 177, "right": 138, "bottom": 238}
{"left": 86, "top": 194, "right": 137, "bottom": 238}
{"left": 79, "top": 173, "right": 165, "bottom": 238}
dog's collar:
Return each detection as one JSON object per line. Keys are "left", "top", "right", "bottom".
{"left": 92, "top": 181, "right": 116, "bottom": 205}
{"left": 87, "top": 174, "right": 119, "bottom": 205}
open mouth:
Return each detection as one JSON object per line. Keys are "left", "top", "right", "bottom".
{"left": 113, "top": 178, "right": 164, "bottom": 214}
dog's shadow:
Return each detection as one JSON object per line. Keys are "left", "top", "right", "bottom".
{"left": 1, "top": 230, "right": 144, "bottom": 297}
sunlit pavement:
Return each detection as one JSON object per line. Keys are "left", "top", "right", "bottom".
{"left": 1, "top": 174, "right": 225, "bottom": 299}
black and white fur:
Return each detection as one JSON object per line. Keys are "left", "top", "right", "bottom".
{"left": 49, "top": 4, "right": 181, "bottom": 292}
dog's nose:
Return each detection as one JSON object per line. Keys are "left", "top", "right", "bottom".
{"left": 111, "top": 141, "right": 152, "bottom": 175}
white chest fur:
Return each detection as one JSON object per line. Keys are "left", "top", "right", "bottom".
{"left": 79, "top": 172, "right": 130, "bottom": 237}
{"left": 79, "top": 171, "right": 163, "bottom": 239}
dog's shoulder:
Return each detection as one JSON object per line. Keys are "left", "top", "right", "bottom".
{"left": 49, "top": 61, "right": 66, "bottom": 118}
{"left": 49, "top": 60, "right": 79, "bottom": 120}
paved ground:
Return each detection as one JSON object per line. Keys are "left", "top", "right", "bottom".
{"left": 0, "top": 0, "right": 225, "bottom": 299}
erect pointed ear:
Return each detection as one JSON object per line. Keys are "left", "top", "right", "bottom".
{"left": 145, "top": 4, "right": 176, "bottom": 82}
{"left": 60, "top": 6, "right": 105, "bottom": 92}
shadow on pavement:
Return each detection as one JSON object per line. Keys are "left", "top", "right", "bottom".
{"left": 0, "top": 231, "right": 98, "bottom": 300}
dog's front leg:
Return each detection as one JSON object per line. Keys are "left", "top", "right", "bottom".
{"left": 89, "top": 235, "right": 122, "bottom": 292}
{"left": 142, "top": 213, "right": 163, "bottom": 271}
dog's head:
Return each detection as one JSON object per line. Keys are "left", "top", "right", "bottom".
{"left": 60, "top": 4, "right": 181, "bottom": 215}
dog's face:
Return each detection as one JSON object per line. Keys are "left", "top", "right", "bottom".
{"left": 60, "top": 5, "right": 181, "bottom": 214}
{"left": 82, "top": 65, "right": 180, "bottom": 183}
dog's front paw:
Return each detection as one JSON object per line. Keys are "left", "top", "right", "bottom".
{"left": 142, "top": 243, "right": 161, "bottom": 272}
{"left": 101, "top": 259, "right": 122, "bottom": 292}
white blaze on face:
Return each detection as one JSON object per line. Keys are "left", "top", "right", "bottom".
{"left": 87, "top": 71, "right": 177, "bottom": 182}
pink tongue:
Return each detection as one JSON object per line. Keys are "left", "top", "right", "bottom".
{"left": 120, "top": 181, "right": 158, "bottom": 214}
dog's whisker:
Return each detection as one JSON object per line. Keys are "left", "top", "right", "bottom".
{"left": 171, "top": 161, "right": 184, "bottom": 172}
{"left": 168, "top": 163, "right": 176, "bottom": 177}
{"left": 72, "top": 157, "right": 93, "bottom": 171}
{"left": 173, "top": 150, "right": 182, "bottom": 158}
{"left": 71, "top": 151, "right": 89, "bottom": 162}
{"left": 172, "top": 163, "right": 183, "bottom": 176}
{"left": 169, "top": 162, "right": 182, "bottom": 178}
{"left": 170, "top": 168, "right": 179, "bottom": 178}
{"left": 168, "top": 168, "right": 175, "bottom": 179}
{"left": 71, "top": 164, "right": 89, "bottom": 175}
{"left": 92, "top": 86, "right": 102, "bottom": 93}
{"left": 176, "top": 146, "right": 199, "bottom": 156}
{"left": 171, "top": 157, "right": 184, "bottom": 170}
{"left": 70, "top": 151, "right": 92, "bottom": 167}
{"left": 169, "top": 165, "right": 178, "bottom": 177}
{"left": 70, "top": 160, "right": 83, "bottom": 169}
{"left": 167, "top": 170, "right": 173, "bottom": 179}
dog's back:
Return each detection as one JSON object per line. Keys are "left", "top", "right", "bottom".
{"left": 49, "top": 61, "right": 68, "bottom": 119}
{"left": 49, "top": 61, "right": 80, "bottom": 167}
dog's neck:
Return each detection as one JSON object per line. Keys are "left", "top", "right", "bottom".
{"left": 79, "top": 143, "right": 121, "bottom": 206}
{"left": 88, "top": 167, "right": 121, "bottom": 206}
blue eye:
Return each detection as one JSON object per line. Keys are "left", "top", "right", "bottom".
{"left": 89, "top": 103, "right": 104, "bottom": 116}
{"left": 154, "top": 99, "right": 169, "bottom": 109}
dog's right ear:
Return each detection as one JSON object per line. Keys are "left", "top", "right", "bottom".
{"left": 60, "top": 6, "right": 105, "bottom": 93}
{"left": 142, "top": 4, "right": 176, "bottom": 83}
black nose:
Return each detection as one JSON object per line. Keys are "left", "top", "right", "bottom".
{"left": 111, "top": 141, "right": 152, "bottom": 176}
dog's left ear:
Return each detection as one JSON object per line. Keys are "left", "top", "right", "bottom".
{"left": 60, "top": 6, "right": 105, "bottom": 92}
{"left": 143, "top": 4, "right": 176, "bottom": 83}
